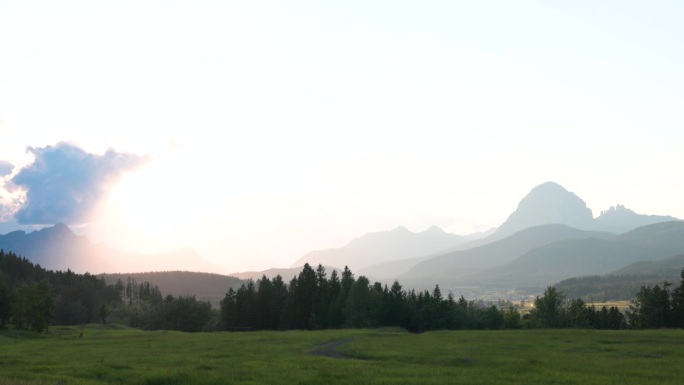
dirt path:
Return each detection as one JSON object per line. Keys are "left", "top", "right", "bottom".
{"left": 312, "top": 339, "right": 357, "bottom": 359}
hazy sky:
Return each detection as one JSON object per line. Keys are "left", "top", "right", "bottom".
{"left": 1, "top": 1, "right": 683, "bottom": 272}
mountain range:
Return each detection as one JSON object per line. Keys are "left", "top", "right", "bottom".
{"left": 291, "top": 182, "right": 680, "bottom": 287}
{"left": 457, "top": 221, "right": 684, "bottom": 289}
{"left": 1, "top": 181, "right": 682, "bottom": 300}
{"left": 398, "top": 224, "right": 616, "bottom": 289}
{"left": 495, "top": 182, "right": 677, "bottom": 237}
{"left": 291, "top": 225, "right": 473, "bottom": 271}
{"left": 0, "top": 223, "right": 216, "bottom": 274}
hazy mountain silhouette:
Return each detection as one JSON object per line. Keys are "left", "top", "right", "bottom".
{"left": 5, "top": 181, "right": 681, "bottom": 298}
{"left": 495, "top": 182, "right": 594, "bottom": 237}
{"left": 299, "top": 182, "right": 679, "bottom": 284}
{"left": 611, "top": 253, "right": 684, "bottom": 276}
{"left": 291, "top": 225, "right": 468, "bottom": 272}
{"left": 0, "top": 223, "right": 95, "bottom": 271}
{"left": 358, "top": 228, "right": 496, "bottom": 279}
{"left": 462, "top": 221, "right": 684, "bottom": 289}
{"left": 495, "top": 182, "right": 679, "bottom": 236}
{"left": 0, "top": 224, "right": 216, "bottom": 274}
{"left": 399, "top": 224, "right": 615, "bottom": 288}
{"left": 359, "top": 256, "right": 433, "bottom": 281}
{"left": 594, "top": 204, "right": 679, "bottom": 234}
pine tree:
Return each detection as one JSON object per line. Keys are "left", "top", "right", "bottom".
{"left": 270, "top": 275, "right": 288, "bottom": 330}
{"left": 0, "top": 274, "right": 12, "bottom": 329}
{"left": 386, "top": 280, "right": 406, "bottom": 327}
{"left": 257, "top": 275, "right": 273, "bottom": 329}
{"left": 295, "top": 264, "right": 317, "bottom": 329}
{"left": 312, "top": 265, "right": 329, "bottom": 329}
{"left": 327, "top": 270, "right": 343, "bottom": 328}
{"left": 627, "top": 283, "right": 672, "bottom": 328}
{"left": 531, "top": 287, "right": 565, "bottom": 328}
{"left": 345, "top": 276, "right": 372, "bottom": 327}
{"left": 220, "top": 288, "right": 237, "bottom": 330}
{"left": 671, "top": 268, "right": 684, "bottom": 328}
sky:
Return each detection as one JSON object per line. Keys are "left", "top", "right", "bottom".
{"left": 1, "top": 1, "right": 683, "bottom": 273}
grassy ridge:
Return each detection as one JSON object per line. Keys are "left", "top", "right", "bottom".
{"left": 1, "top": 326, "right": 684, "bottom": 384}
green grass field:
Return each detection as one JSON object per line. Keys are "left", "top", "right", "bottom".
{"left": 1, "top": 325, "right": 684, "bottom": 385}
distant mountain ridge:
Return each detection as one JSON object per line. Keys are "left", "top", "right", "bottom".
{"left": 0, "top": 223, "right": 216, "bottom": 274}
{"left": 0, "top": 223, "right": 93, "bottom": 271}
{"left": 399, "top": 224, "right": 616, "bottom": 289}
{"left": 612, "top": 254, "right": 684, "bottom": 276}
{"left": 2, "top": 181, "right": 682, "bottom": 300}
{"left": 459, "top": 221, "right": 684, "bottom": 290}
{"left": 594, "top": 204, "right": 678, "bottom": 234}
{"left": 291, "top": 225, "right": 470, "bottom": 272}
{"left": 293, "top": 181, "right": 680, "bottom": 291}
{"left": 495, "top": 182, "right": 680, "bottom": 237}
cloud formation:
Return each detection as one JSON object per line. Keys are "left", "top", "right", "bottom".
{"left": 0, "top": 161, "right": 13, "bottom": 177}
{"left": 10, "top": 143, "right": 147, "bottom": 225}
{"left": 0, "top": 161, "right": 15, "bottom": 220}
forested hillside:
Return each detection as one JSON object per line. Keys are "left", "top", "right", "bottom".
{"left": 101, "top": 271, "right": 244, "bottom": 306}
{"left": 0, "top": 249, "right": 218, "bottom": 332}
{"left": 553, "top": 255, "right": 684, "bottom": 301}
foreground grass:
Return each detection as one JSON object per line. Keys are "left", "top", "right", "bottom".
{"left": 1, "top": 325, "right": 684, "bottom": 385}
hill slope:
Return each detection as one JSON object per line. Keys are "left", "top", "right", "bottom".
{"left": 612, "top": 254, "right": 684, "bottom": 276}
{"left": 400, "top": 224, "right": 615, "bottom": 288}
{"left": 467, "top": 221, "right": 684, "bottom": 290}
{"left": 100, "top": 271, "right": 245, "bottom": 306}
{"left": 553, "top": 254, "right": 684, "bottom": 301}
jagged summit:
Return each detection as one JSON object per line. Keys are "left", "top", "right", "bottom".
{"left": 595, "top": 204, "right": 679, "bottom": 233}
{"left": 496, "top": 182, "right": 594, "bottom": 237}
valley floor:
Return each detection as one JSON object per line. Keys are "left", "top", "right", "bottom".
{"left": 1, "top": 326, "right": 684, "bottom": 385}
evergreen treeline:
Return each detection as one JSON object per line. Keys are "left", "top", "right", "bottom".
{"left": 121, "top": 286, "right": 216, "bottom": 332}
{"left": 626, "top": 268, "right": 684, "bottom": 328}
{"left": 0, "top": 249, "right": 217, "bottom": 332}
{"left": 528, "top": 287, "right": 625, "bottom": 329}
{"left": 219, "top": 263, "right": 630, "bottom": 332}
{"left": 0, "top": 249, "right": 120, "bottom": 331}
{"left": 3, "top": 249, "right": 684, "bottom": 333}
{"left": 554, "top": 274, "right": 682, "bottom": 302}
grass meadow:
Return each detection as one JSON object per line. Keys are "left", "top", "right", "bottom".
{"left": 1, "top": 325, "right": 684, "bottom": 385}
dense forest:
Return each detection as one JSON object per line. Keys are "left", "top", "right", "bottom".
{"left": 0, "top": 249, "right": 213, "bottom": 332}
{"left": 217, "top": 264, "right": 627, "bottom": 332}
{"left": 1, "top": 249, "right": 683, "bottom": 333}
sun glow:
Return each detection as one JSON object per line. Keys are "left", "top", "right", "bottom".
{"left": 100, "top": 153, "right": 205, "bottom": 251}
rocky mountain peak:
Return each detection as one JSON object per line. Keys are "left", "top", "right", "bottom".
{"left": 496, "top": 182, "right": 594, "bottom": 237}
